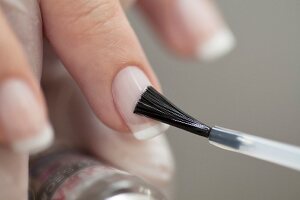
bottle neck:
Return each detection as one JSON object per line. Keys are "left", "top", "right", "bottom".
{"left": 77, "top": 172, "right": 165, "bottom": 200}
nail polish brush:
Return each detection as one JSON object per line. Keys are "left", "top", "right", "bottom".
{"left": 134, "top": 86, "right": 300, "bottom": 171}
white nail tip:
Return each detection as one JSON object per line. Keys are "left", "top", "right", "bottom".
{"left": 133, "top": 123, "right": 170, "bottom": 140}
{"left": 197, "top": 29, "right": 236, "bottom": 61}
{"left": 12, "top": 123, "right": 54, "bottom": 154}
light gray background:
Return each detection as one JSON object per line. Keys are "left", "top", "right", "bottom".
{"left": 127, "top": 1, "right": 300, "bottom": 199}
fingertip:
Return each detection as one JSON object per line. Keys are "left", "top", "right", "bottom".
{"left": 41, "top": 0, "right": 164, "bottom": 136}
{"left": 112, "top": 66, "right": 168, "bottom": 139}
{"left": 196, "top": 28, "right": 236, "bottom": 61}
{"left": 139, "top": 0, "right": 236, "bottom": 61}
{"left": 12, "top": 123, "right": 54, "bottom": 154}
{"left": 0, "top": 79, "right": 53, "bottom": 153}
{"left": 133, "top": 123, "right": 170, "bottom": 140}
{"left": 0, "top": 9, "right": 52, "bottom": 154}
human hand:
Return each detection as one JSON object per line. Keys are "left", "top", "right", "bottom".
{"left": 0, "top": 0, "right": 234, "bottom": 199}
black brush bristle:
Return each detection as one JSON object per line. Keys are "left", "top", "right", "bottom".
{"left": 134, "top": 86, "right": 211, "bottom": 138}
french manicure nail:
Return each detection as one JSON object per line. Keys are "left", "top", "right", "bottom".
{"left": 112, "top": 67, "right": 169, "bottom": 140}
{"left": 0, "top": 79, "right": 53, "bottom": 153}
{"left": 177, "top": 0, "right": 236, "bottom": 61}
{"left": 197, "top": 28, "right": 236, "bottom": 61}
{"left": 12, "top": 122, "right": 54, "bottom": 154}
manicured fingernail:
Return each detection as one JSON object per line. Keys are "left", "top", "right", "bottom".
{"left": 112, "top": 67, "right": 169, "bottom": 140}
{"left": 124, "top": 135, "right": 175, "bottom": 187}
{"left": 12, "top": 123, "right": 53, "bottom": 154}
{"left": 0, "top": 79, "right": 54, "bottom": 153}
{"left": 177, "top": 0, "right": 236, "bottom": 61}
{"left": 197, "top": 28, "right": 235, "bottom": 61}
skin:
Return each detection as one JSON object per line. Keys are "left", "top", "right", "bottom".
{"left": 0, "top": 0, "right": 228, "bottom": 199}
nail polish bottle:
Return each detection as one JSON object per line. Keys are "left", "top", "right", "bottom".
{"left": 29, "top": 149, "right": 166, "bottom": 200}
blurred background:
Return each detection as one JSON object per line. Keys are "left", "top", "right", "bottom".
{"left": 127, "top": 1, "right": 300, "bottom": 199}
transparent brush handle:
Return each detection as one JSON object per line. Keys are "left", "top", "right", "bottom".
{"left": 209, "top": 126, "right": 300, "bottom": 171}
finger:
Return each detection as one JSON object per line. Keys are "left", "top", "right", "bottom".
{"left": 87, "top": 131, "right": 175, "bottom": 191}
{"left": 0, "top": 148, "right": 28, "bottom": 200}
{"left": 138, "top": 0, "right": 236, "bottom": 61}
{"left": 40, "top": 0, "right": 168, "bottom": 140}
{"left": 0, "top": 9, "right": 53, "bottom": 153}
{"left": 0, "top": 0, "right": 43, "bottom": 77}
{"left": 0, "top": 2, "right": 49, "bottom": 200}
{"left": 119, "top": 0, "right": 137, "bottom": 9}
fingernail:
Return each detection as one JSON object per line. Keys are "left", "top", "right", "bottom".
{"left": 12, "top": 123, "right": 54, "bottom": 154}
{"left": 112, "top": 67, "right": 169, "bottom": 140}
{"left": 177, "top": 0, "right": 236, "bottom": 61}
{"left": 0, "top": 79, "right": 54, "bottom": 154}
{"left": 197, "top": 28, "right": 236, "bottom": 61}
{"left": 85, "top": 123, "right": 174, "bottom": 188}
{"left": 112, "top": 135, "right": 174, "bottom": 188}
{"left": 125, "top": 135, "right": 175, "bottom": 187}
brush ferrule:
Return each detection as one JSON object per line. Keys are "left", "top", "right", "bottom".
{"left": 209, "top": 126, "right": 241, "bottom": 150}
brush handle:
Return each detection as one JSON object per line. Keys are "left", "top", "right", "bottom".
{"left": 209, "top": 126, "right": 300, "bottom": 171}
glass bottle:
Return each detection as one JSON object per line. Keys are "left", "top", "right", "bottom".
{"left": 29, "top": 149, "right": 166, "bottom": 200}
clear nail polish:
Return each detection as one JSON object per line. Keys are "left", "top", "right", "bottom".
{"left": 112, "top": 67, "right": 169, "bottom": 140}
{"left": 29, "top": 149, "right": 167, "bottom": 200}
{"left": 0, "top": 79, "right": 53, "bottom": 153}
